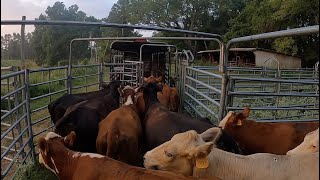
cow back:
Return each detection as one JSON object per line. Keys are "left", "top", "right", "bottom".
{"left": 143, "top": 103, "right": 242, "bottom": 154}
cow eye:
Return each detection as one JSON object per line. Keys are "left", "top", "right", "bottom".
{"left": 312, "top": 145, "right": 317, "bottom": 148}
{"left": 165, "top": 150, "right": 173, "bottom": 158}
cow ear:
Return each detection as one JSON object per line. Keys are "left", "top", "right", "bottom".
{"left": 156, "top": 76, "right": 162, "bottom": 83}
{"left": 134, "top": 87, "right": 141, "bottom": 94}
{"left": 144, "top": 77, "right": 148, "bottom": 82}
{"left": 188, "top": 142, "right": 213, "bottom": 169}
{"left": 64, "top": 131, "right": 76, "bottom": 148}
{"left": 157, "top": 83, "right": 164, "bottom": 92}
{"left": 200, "top": 127, "right": 222, "bottom": 144}
{"left": 243, "top": 107, "right": 250, "bottom": 118}
{"left": 227, "top": 113, "right": 243, "bottom": 127}
{"left": 218, "top": 111, "right": 234, "bottom": 128}
{"left": 117, "top": 87, "right": 124, "bottom": 96}
{"left": 38, "top": 137, "right": 49, "bottom": 156}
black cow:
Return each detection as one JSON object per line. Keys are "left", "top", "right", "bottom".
{"left": 54, "top": 81, "right": 122, "bottom": 153}
{"left": 141, "top": 83, "right": 243, "bottom": 154}
{"left": 48, "top": 80, "right": 121, "bottom": 124}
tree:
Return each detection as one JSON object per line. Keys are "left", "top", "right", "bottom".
{"left": 32, "top": 2, "right": 102, "bottom": 66}
{"left": 225, "top": 0, "right": 319, "bottom": 67}
{"left": 98, "top": 0, "right": 142, "bottom": 61}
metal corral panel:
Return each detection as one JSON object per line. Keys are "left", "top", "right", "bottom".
{"left": 254, "top": 50, "right": 301, "bottom": 69}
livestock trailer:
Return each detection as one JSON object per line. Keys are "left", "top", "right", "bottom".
{"left": 108, "top": 40, "right": 177, "bottom": 85}
{"left": 1, "top": 19, "right": 319, "bottom": 180}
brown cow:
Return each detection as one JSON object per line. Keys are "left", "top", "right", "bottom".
{"left": 144, "top": 76, "right": 180, "bottom": 112}
{"left": 141, "top": 83, "right": 242, "bottom": 154}
{"left": 96, "top": 85, "right": 142, "bottom": 166}
{"left": 219, "top": 107, "right": 319, "bottom": 155}
{"left": 38, "top": 131, "right": 216, "bottom": 180}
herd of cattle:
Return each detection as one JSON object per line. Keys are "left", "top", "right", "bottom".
{"left": 37, "top": 76, "right": 319, "bottom": 180}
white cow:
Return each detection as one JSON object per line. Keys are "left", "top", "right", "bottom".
{"left": 144, "top": 127, "right": 319, "bottom": 180}
{"left": 287, "top": 128, "right": 319, "bottom": 155}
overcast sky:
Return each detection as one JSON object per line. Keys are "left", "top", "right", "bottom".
{"left": 1, "top": 0, "right": 118, "bottom": 35}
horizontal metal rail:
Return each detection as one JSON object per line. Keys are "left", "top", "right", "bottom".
{"left": 230, "top": 77, "right": 318, "bottom": 84}
{"left": 29, "top": 66, "right": 68, "bottom": 72}
{"left": 184, "top": 100, "right": 205, "bottom": 118}
{"left": 72, "top": 82, "right": 100, "bottom": 90}
{"left": 1, "top": 100, "right": 26, "bottom": 120}
{"left": 1, "top": 85, "right": 25, "bottom": 101}
{"left": 1, "top": 70, "right": 25, "bottom": 80}
{"left": 29, "top": 77, "right": 67, "bottom": 87}
{"left": 229, "top": 92, "right": 319, "bottom": 97}
{"left": 227, "top": 107, "right": 319, "bottom": 111}
{"left": 1, "top": 114, "right": 27, "bottom": 140}
{"left": 1, "top": 20, "right": 222, "bottom": 38}
{"left": 1, "top": 126, "right": 28, "bottom": 160}
{"left": 32, "top": 124, "right": 55, "bottom": 137}
{"left": 71, "top": 73, "right": 100, "bottom": 79}
{"left": 2, "top": 136, "right": 31, "bottom": 177}
{"left": 186, "top": 76, "right": 222, "bottom": 94}
{"left": 31, "top": 105, "right": 48, "bottom": 113}
{"left": 30, "top": 89, "right": 67, "bottom": 101}
{"left": 259, "top": 114, "right": 319, "bottom": 120}
{"left": 227, "top": 25, "right": 319, "bottom": 46}
{"left": 185, "top": 84, "right": 220, "bottom": 106}
{"left": 256, "top": 119, "right": 320, "bottom": 123}
{"left": 184, "top": 92, "right": 218, "bottom": 119}
{"left": 187, "top": 67, "right": 222, "bottom": 79}
{"left": 31, "top": 115, "right": 51, "bottom": 126}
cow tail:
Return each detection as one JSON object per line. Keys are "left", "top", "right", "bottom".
{"left": 106, "top": 128, "right": 120, "bottom": 159}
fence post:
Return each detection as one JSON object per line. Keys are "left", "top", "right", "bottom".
{"left": 218, "top": 44, "right": 228, "bottom": 121}
{"left": 98, "top": 62, "right": 104, "bottom": 89}
{"left": 20, "top": 16, "right": 26, "bottom": 69}
{"left": 24, "top": 69, "right": 36, "bottom": 162}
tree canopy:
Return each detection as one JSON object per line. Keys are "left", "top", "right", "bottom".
{"left": 1, "top": 0, "right": 318, "bottom": 67}
{"left": 31, "top": 2, "right": 101, "bottom": 66}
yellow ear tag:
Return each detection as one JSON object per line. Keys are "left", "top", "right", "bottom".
{"left": 195, "top": 157, "right": 209, "bottom": 169}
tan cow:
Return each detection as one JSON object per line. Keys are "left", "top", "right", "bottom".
{"left": 96, "top": 85, "right": 142, "bottom": 166}
{"left": 218, "top": 107, "right": 319, "bottom": 155}
{"left": 144, "top": 127, "right": 319, "bottom": 180}
{"left": 287, "top": 128, "right": 319, "bottom": 155}
{"left": 38, "top": 131, "right": 214, "bottom": 180}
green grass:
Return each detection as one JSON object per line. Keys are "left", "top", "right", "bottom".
{"left": 13, "top": 159, "right": 57, "bottom": 180}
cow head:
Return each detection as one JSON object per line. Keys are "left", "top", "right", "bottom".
{"left": 143, "top": 76, "right": 163, "bottom": 84}
{"left": 38, "top": 131, "right": 76, "bottom": 175}
{"left": 143, "top": 128, "right": 222, "bottom": 176}
{"left": 287, "top": 128, "right": 319, "bottom": 155}
{"left": 220, "top": 107, "right": 250, "bottom": 129}
{"left": 120, "top": 85, "right": 136, "bottom": 105}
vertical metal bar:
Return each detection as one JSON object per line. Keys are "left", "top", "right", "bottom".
{"left": 13, "top": 67, "right": 26, "bottom": 159}
{"left": 68, "top": 40, "right": 73, "bottom": 94}
{"left": 85, "top": 67, "right": 88, "bottom": 93}
{"left": 20, "top": 16, "right": 26, "bottom": 69}
{"left": 49, "top": 70, "right": 51, "bottom": 103}
{"left": 218, "top": 44, "right": 227, "bottom": 120}
{"left": 24, "top": 69, "right": 36, "bottom": 162}
{"left": 98, "top": 63, "right": 103, "bottom": 89}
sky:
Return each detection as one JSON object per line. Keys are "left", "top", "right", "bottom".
{"left": 1, "top": 0, "right": 154, "bottom": 36}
